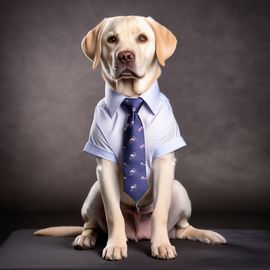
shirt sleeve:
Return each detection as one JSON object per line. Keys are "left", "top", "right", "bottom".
{"left": 83, "top": 109, "right": 118, "bottom": 163}
{"left": 153, "top": 113, "right": 187, "bottom": 160}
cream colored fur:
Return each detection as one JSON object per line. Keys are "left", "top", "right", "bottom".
{"left": 34, "top": 16, "right": 226, "bottom": 261}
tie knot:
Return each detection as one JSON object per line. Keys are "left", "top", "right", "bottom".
{"left": 121, "top": 98, "right": 144, "bottom": 114}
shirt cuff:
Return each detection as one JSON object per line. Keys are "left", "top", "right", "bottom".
{"left": 153, "top": 136, "right": 187, "bottom": 160}
{"left": 83, "top": 141, "right": 118, "bottom": 163}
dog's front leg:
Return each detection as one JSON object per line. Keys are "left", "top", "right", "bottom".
{"left": 96, "top": 158, "right": 127, "bottom": 260}
{"left": 151, "top": 152, "right": 177, "bottom": 259}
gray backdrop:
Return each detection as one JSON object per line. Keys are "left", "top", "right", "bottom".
{"left": 0, "top": 0, "right": 269, "bottom": 213}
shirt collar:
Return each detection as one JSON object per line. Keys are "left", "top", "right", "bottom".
{"left": 105, "top": 80, "right": 161, "bottom": 117}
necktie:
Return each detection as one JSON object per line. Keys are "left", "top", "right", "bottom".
{"left": 121, "top": 98, "right": 148, "bottom": 202}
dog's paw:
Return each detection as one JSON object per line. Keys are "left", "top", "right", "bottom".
{"left": 102, "top": 245, "right": 127, "bottom": 260}
{"left": 151, "top": 244, "right": 177, "bottom": 260}
{"left": 72, "top": 229, "right": 97, "bottom": 250}
{"left": 176, "top": 225, "right": 226, "bottom": 244}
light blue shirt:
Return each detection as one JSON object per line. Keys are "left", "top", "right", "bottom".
{"left": 83, "top": 80, "right": 187, "bottom": 177}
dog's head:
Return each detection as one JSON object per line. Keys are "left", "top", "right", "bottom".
{"left": 82, "top": 16, "right": 177, "bottom": 82}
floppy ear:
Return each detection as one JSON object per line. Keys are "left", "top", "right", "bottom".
{"left": 81, "top": 19, "right": 107, "bottom": 69}
{"left": 146, "top": 17, "right": 177, "bottom": 66}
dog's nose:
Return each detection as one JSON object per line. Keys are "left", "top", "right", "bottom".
{"left": 118, "top": 51, "right": 135, "bottom": 63}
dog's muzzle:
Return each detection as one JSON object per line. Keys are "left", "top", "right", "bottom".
{"left": 115, "top": 50, "right": 142, "bottom": 79}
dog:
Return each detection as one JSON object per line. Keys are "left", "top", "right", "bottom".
{"left": 34, "top": 15, "right": 226, "bottom": 260}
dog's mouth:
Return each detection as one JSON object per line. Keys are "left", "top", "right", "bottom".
{"left": 114, "top": 64, "right": 144, "bottom": 80}
{"left": 119, "top": 69, "right": 142, "bottom": 79}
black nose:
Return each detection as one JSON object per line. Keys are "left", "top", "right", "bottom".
{"left": 118, "top": 51, "right": 135, "bottom": 63}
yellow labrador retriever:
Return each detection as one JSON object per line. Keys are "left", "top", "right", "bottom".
{"left": 34, "top": 16, "right": 226, "bottom": 260}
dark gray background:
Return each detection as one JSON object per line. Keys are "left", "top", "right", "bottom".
{"left": 0, "top": 0, "right": 269, "bottom": 213}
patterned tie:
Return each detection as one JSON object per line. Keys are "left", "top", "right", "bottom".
{"left": 121, "top": 98, "right": 148, "bottom": 202}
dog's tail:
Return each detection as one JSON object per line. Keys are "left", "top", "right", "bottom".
{"left": 33, "top": 226, "right": 83, "bottom": 237}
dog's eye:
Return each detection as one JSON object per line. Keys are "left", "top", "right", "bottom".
{"left": 138, "top": 34, "right": 148, "bottom": 42}
{"left": 107, "top": 36, "right": 118, "bottom": 43}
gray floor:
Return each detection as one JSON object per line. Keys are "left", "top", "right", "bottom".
{"left": 0, "top": 229, "right": 269, "bottom": 270}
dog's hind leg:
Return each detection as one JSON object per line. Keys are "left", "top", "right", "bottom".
{"left": 167, "top": 179, "right": 192, "bottom": 235}
{"left": 171, "top": 181, "right": 226, "bottom": 244}
{"left": 73, "top": 181, "right": 106, "bottom": 250}
{"left": 175, "top": 224, "right": 226, "bottom": 244}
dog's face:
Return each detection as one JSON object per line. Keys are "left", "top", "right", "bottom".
{"left": 82, "top": 16, "right": 177, "bottom": 94}
{"left": 99, "top": 16, "right": 156, "bottom": 80}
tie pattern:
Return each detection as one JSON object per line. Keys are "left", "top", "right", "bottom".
{"left": 122, "top": 98, "right": 148, "bottom": 202}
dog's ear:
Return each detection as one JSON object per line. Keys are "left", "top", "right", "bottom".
{"left": 146, "top": 17, "right": 177, "bottom": 66}
{"left": 81, "top": 19, "right": 107, "bottom": 69}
